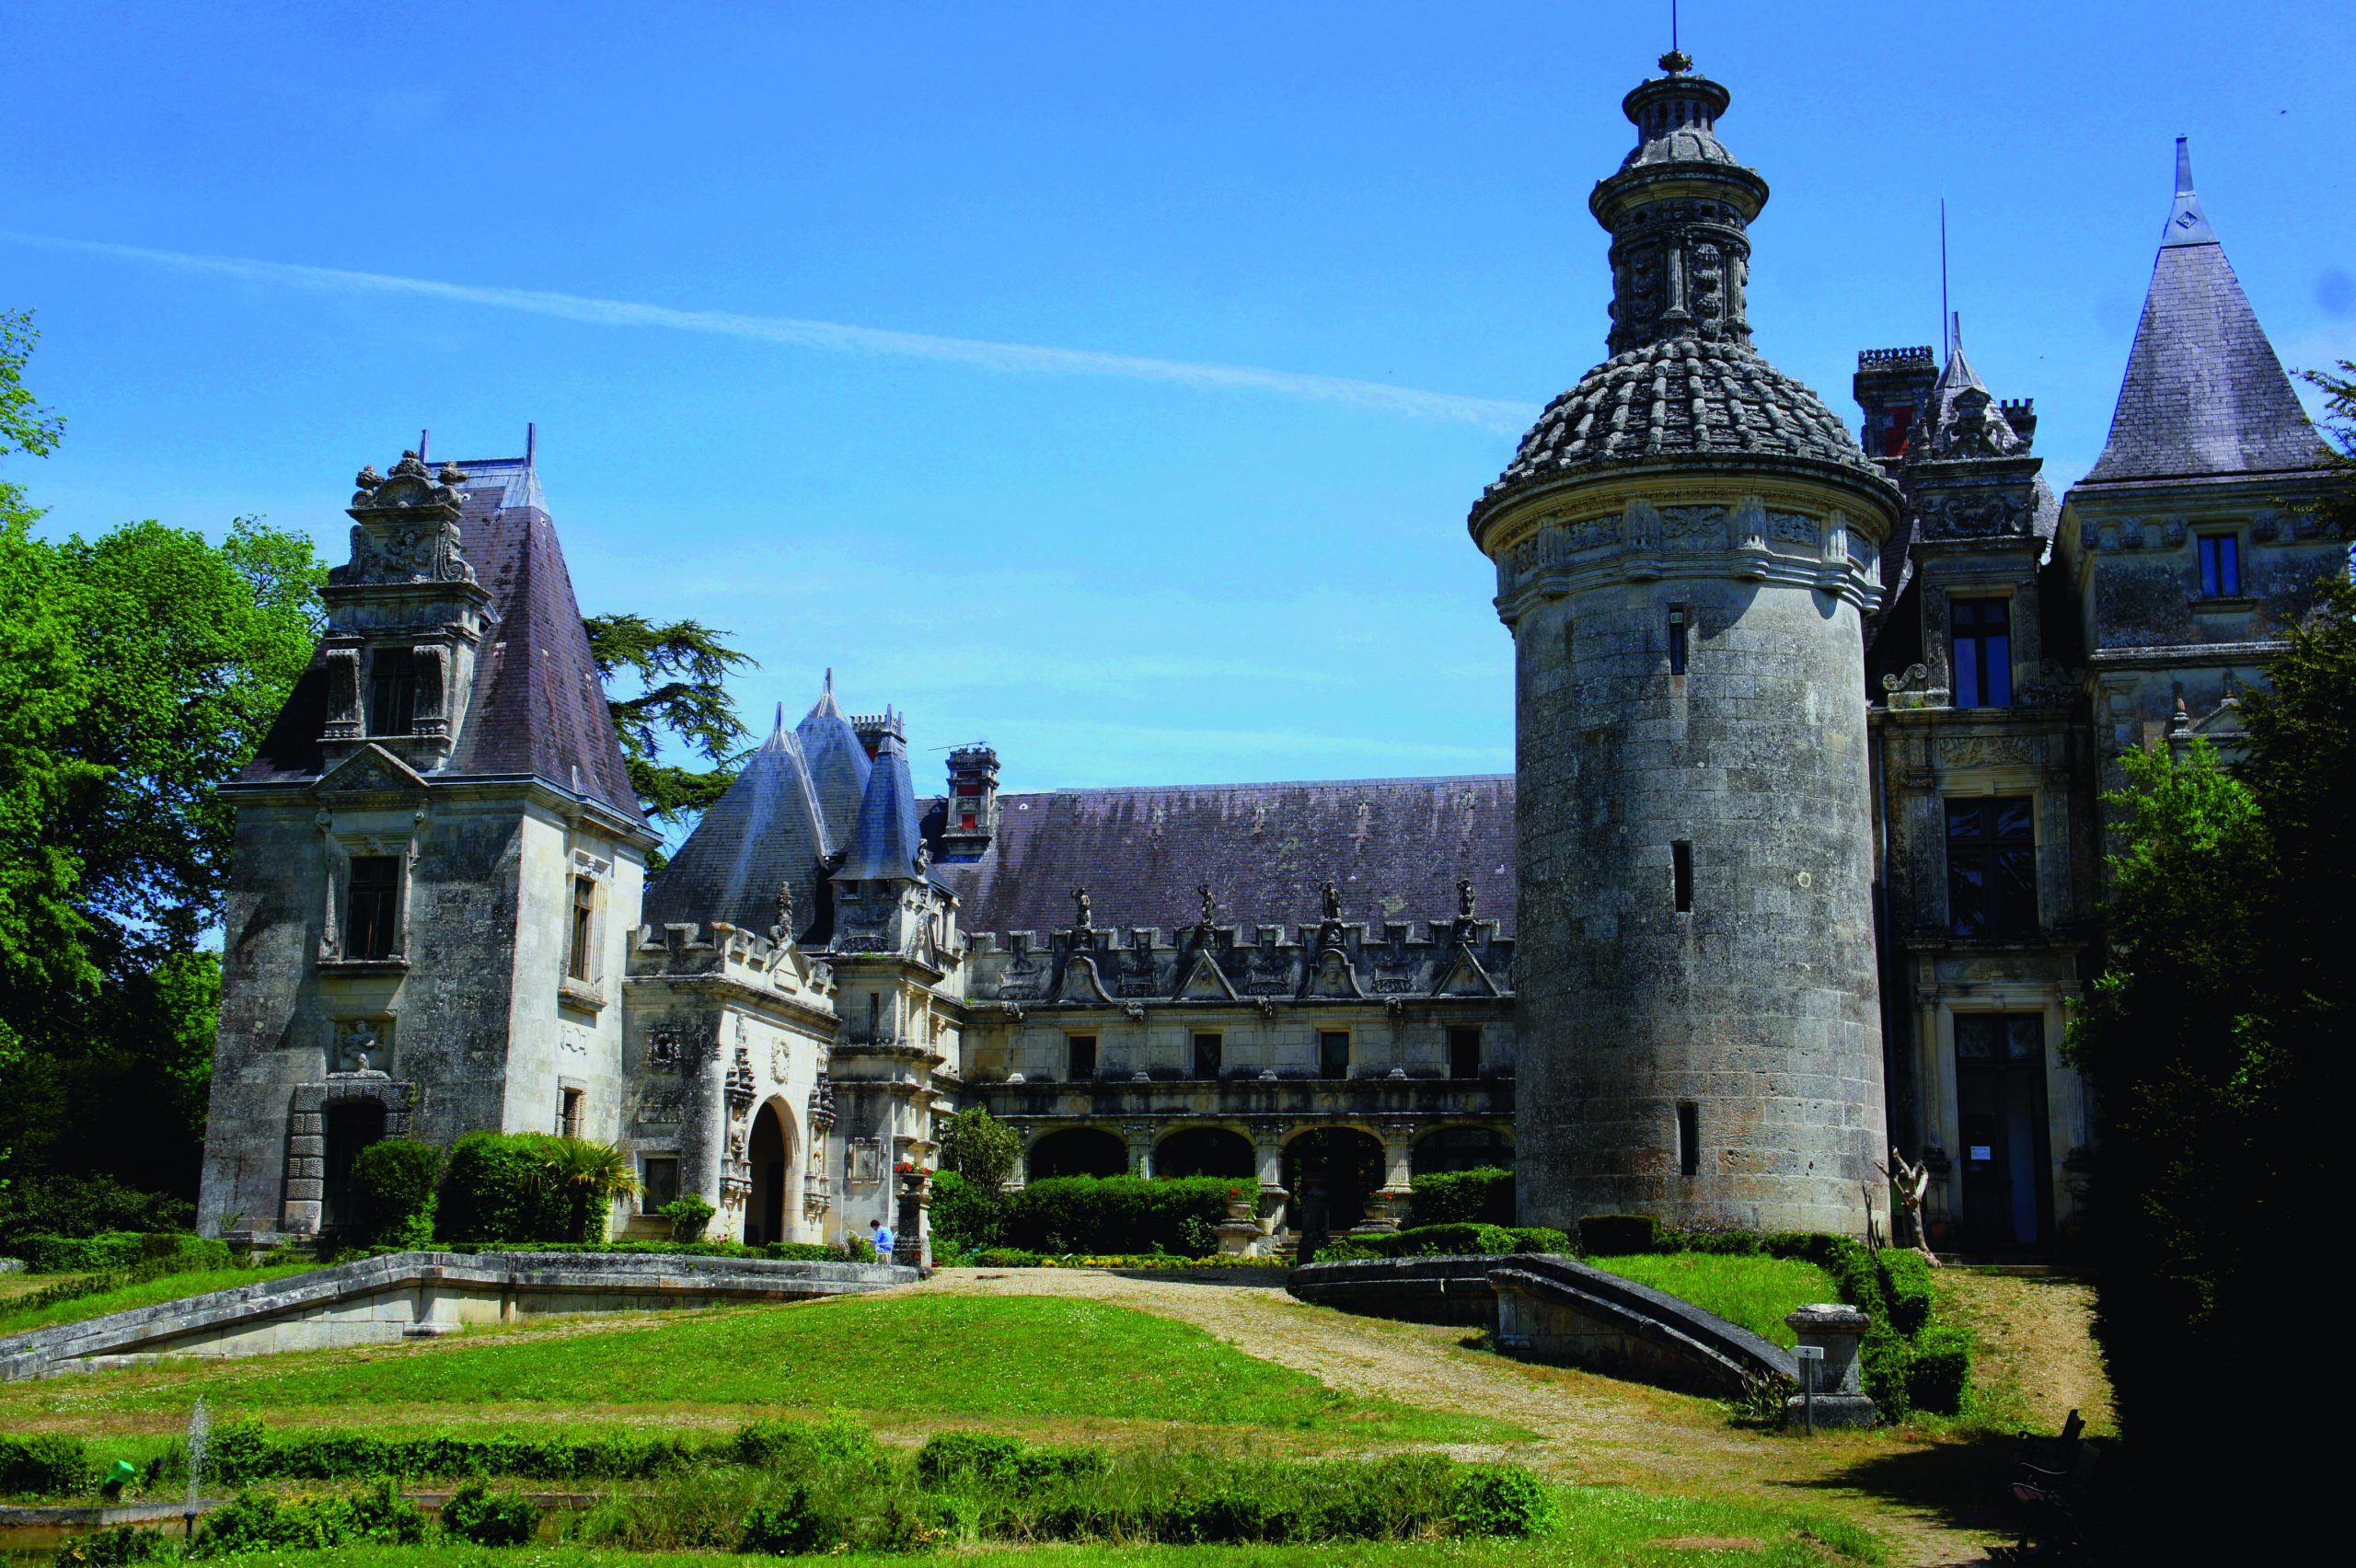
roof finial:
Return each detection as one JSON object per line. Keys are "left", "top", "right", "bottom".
{"left": 774, "top": 700, "right": 785, "bottom": 734}
{"left": 2175, "top": 135, "right": 2195, "bottom": 196}
{"left": 2160, "top": 136, "right": 2218, "bottom": 248}
{"left": 1950, "top": 311, "right": 1964, "bottom": 359}
{"left": 1659, "top": 0, "right": 1691, "bottom": 74}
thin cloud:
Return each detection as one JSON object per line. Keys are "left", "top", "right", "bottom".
{"left": 2, "top": 231, "right": 1534, "bottom": 432}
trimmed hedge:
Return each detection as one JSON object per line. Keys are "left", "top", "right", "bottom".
{"left": 1406, "top": 1167, "right": 1514, "bottom": 1228}
{"left": 192, "top": 1480, "right": 426, "bottom": 1555}
{"left": 1, "top": 1433, "right": 89, "bottom": 1495}
{"left": 0, "top": 1175, "right": 194, "bottom": 1253}
{"left": 964, "top": 1249, "right": 1285, "bottom": 1270}
{"left": 929, "top": 1170, "right": 1000, "bottom": 1256}
{"left": 352, "top": 1138, "right": 441, "bottom": 1247}
{"left": 437, "top": 1133, "right": 572, "bottom": 1243}
{"left": 1573, "top": 1215, "right": 1969, "bottom": 1418}
{"left": 1318, "top": 1223, "right": 1570, "bottom": 1261}
{"left": 10, "top": 1231, "right": 228, "bottom": 1275}
{"left": 1000, "top": 1176, "right": 1234, "bottom": 1257}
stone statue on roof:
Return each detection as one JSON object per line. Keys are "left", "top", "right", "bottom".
{"left": 1321, "top": 881, "right": 1342, "bottom": 921}
{"left": 769, "top": 881, "right": 794, "bottom": 944}
{"left": 1196, "top": 882, "right": 1218, "bottom": 926}
{"left": 1071, "top": 886, "right": 1091, "bottom": 928}
{"left": 1457, "top": 877, "right": 1477, "bottom": 918}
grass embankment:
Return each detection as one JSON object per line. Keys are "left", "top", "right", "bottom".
{"left": 0, "top": 1295, "right": 1517, "bottom": 1446}
{"left": 1584, "top": 1252, "right": 1837, "bottom": 1347}
{"left": 0, "top": 1265, "right": 317, "bottom": 1339}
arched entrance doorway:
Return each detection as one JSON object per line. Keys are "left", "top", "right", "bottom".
{"left": 1028, "top": 1127, "right": 1127, "bottom": 1180}
{"left": 1155, "top": 1126, "right": 1253, "bottom": 1180}
{"left": 746, "top": 1101, "right": 791, "bottom": 1244}
{"left": 321, "top": 1099, "right": 387, "bottom": 1235}
{"left": 1283, "top": 1126, "right": 1383, "bottom": 1253}
{"left": 1413, "top": 1124, "right": 1514, "bottom": 1177}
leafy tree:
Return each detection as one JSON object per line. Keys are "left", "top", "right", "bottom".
{"left": 531, "top": 1136, "right": 640, "bottom": 1243}
{"left": 939, "top": 1107, "right": 1021, "bottom": 1193}
{"left": 582, "top": 612, "right": 756, "bottom": 834}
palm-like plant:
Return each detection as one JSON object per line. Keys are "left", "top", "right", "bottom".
{"left": 534, "top": 1136, "right": 639, "bottom": 1243}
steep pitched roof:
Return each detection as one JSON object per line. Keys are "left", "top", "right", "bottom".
{"left": 794, "top": 672, "right": 870, "bottom": 855}
{"left": 641, "top": 705, "right": 830, "bottom": 940}
{"left": 925, "top": 775, "right": 1518, "bottom": 938}
{"left": 238, "top": 455, "right": 642, "bottom": 825}
{"left": 2083, "top": 140, "right": 2321, "bottom": 486}
{"left": 833, "top": 730, "right": 931, "bottom": 883}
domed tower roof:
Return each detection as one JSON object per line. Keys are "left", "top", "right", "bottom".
{"left": 1471, "top": 53, "right": 1894, "bottom": 535}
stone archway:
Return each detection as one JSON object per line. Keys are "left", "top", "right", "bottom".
{"left": 1413, "top": 1124, "right": 1516, "bottom": 1177}
{"left": 1027, "top": 1126, "right": 1128, "bottom": 1180}
{"left": 747, "top": 1101, "right": 792, "bottom": 1244}
{"left": 1155, "top": 1125, "right": 1253, "bottom": 1180}
{"left": 1282, "top": 1125, "right": 1384, "bottom": 1251}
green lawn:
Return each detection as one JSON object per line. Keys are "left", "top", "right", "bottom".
{"left": 0, "top": 1265, "right": 317, "bottom": 1339}
{"left": 1583, "top": 1253, "right": 1837, "bottom": 1347}
{"left": 0, "top": 1295, "right": 1518, "bottom": 1445}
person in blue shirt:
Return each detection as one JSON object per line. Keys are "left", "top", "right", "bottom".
{"left": 870, "top": 1218, "right": 894, "bottom": 1262}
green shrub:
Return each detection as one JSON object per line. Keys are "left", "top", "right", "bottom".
{"left": 1904, "top": 1324, "right": 1972, "bottom": 1414}
{"left": 1314, "top": 1223, "right": 1519, "bottom": 1261}
{"left": 1576, "top": 1213, "right": 1666, "bottom": 1255}
{"left": 438, "top": 1133, "right": 573, "bottom": 1243}
{"left": 1448, "top": 1462, "right": 1560, "bottom": 1536}
{"left": 15, "top": 1231, "right": 226, "bottom": 1274}
{"left": 441, "top": 1479, "right": 540, "bottom": 1546}
{"left": 739, "top": 1483, "right": 833, "bottom": 1554}
{"left": 733, "top": 1417, "right": 888, "bottom": 1480}
{"left": 659, "top": 1193, "right": 715, "bottom": 1243}
{"left": 54, "top": 1523, "right": 167, "bottom": 1566}
{"left": 1877, "top": 1249, "right": 1934, "bottom": 1336}
{"left": 915, "top": 1432, "right": 1024, "bottom": 1490}
{"left": 1506, "top": 1226, "right": 1572, "bottom": 1253}
{"left": 191, "top": 1479, "right": 425, "bottom": 1555}
{"left": 1407, "top": 1166, "right": 1515, "bottom": 1227}
{"left": 352, "top": 1138, "right": 441, "bottom": 1247}
{"left": 0, "top": 1175, "right": 193, "bottom": 1252}
{"left": 1000, "top": 1176, "right": 1232, "bottom": 1257}
{"left": 928, "top": 1170, "right": 1001, "bottom": 1255}
{"left": 0, "top": 1433, "right": 89, "bottom": 1495}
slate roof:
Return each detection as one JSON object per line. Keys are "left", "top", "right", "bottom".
{"left": 796, "top": 674, "right": 871, "bottom": 856}
{"left": 1472, "top": 339, "right": 1892, "bottom": 525}
{"left": 238, "top": 456, "right": 643, "bottom": 825}
{"left": 834, "top": 730, "right": 931, "bottom": 883}
{"left": 641, "top": 707, "right": 830, "bottom": 940}
{"left": 2082, "top": 140, "right": 2322, "bottom": 486}
{"left": 923, "top": 776, "right": 1519, "bottom": 939}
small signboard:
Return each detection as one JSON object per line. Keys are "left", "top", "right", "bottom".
{"left": 1969, "top": 1145, "right": 1993, "bottom": 1161}
{"left": 1793, "top": 1344, "right": 1824, "bottom": 1360}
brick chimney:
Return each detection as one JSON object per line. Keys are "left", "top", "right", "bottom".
{"left": 940, "top": 744, "right": 1000, "bottom": 859}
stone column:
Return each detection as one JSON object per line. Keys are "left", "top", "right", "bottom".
{"left": 1356, "top": 1120, "right": 1416, "bottom": 1233}
{"left": 1124, "top": 1123, "right": 1156, "bottom": 1179}
{"left": 1784, "top": 1303, "right": 1877, "bottom": 1429}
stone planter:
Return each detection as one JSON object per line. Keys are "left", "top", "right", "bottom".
{"left": 1784, "top": 1303, "right": 1877, "bottom": 1430}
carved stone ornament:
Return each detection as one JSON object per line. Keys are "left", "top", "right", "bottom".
{"left": 331, "top": 450, "right": 479, "bottom": 589}
{"left": 648, "top": 1026, "right": 684, "bottom": 1069}
{"left": 333, "top": 1018, "right": 387, "bottom": 1075}
{"left": 1934, "top": 734, "right": 2041, "bottom": 768}
{"left": 1916, "top": 489, "right": 2029, "bottom": 540}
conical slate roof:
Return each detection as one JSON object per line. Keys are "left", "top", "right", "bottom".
{"left": 641, "top": 704, "right": 830, "bottom": 940}
{"left": 2082, "top": 140, "right": 2321, "bottom": 485}
{"left": 833, "top": 727, "right": 931, "bottom": 883}
{"left": 795, "top": 671, "right": 871, "bottom": 856}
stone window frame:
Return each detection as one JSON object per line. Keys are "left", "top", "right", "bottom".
{"left": 560, "top": 847, "right": 614, "bottom": 1009}
{"left": 316, "top": 823, "right": 418, "bottom": 971}
{"left": 1940, "top": 790, "right": 2040, "bottom": 941}
{"left": 847, "top": 1136, "right": 885, "bottom": 1186}
{"left": 2192, "top": 528, "right": 2249, "bottom": 604}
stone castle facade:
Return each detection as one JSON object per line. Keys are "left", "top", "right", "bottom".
{"left": 198, "top": 59, "right": 2337, "bottom": 1259}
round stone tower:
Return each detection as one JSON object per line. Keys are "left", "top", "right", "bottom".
{"left": 1471, "top": 54, "right": 1900, "bottom": 1236}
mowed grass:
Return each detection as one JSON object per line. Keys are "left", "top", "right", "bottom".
{"left": 0, "top": 1294, "right": 1518, "bottom": 1444}
{"left": 0, "top": 1265, "right": 318, "bottom": 1338}
{"left": 1584, "top": 1253, "right": 1837, "bottom": 1347}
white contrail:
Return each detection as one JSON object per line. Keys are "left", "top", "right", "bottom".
{"left": 3, "top": 231, "right": 1533, "bottom": 432}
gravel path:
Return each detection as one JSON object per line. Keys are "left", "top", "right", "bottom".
{"left": 911, "top": 1267, "right": 2006, "bottom": 1565}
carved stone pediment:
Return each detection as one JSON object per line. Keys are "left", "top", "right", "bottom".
{"left": 1175, "top": 951, "right": 1238, "bottom": 1002}
{"left": 315, "top": 742, "right": 429, "bottom": 799}
{"left": 332, "top": 450, "right": 479, "bottom": 588}
{"left": 1431, "top": 948, "right": 1504, "bottom": 999}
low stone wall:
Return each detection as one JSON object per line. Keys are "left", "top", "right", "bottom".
{"left": 0, "top": 1251, "right": 913, "bottom": 1382}
{"left": 1288, "top": 1252, "right": 1795, "bottom": 1397}
{"left": 1284, "top": 1255, "right": 1501, "bottom": 1326}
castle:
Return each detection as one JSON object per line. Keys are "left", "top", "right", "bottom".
{"left": 197, "top": 56, "right": 2337, "bottom": 1259}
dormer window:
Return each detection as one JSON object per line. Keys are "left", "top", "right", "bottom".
{"left": 344, "top": 856, "right": 402, "bottom": 960}
{"left": 2198, "top": 534, "right": 2242, "bottom": 597}
{"left": 1951, "top": 597, "right": 2012, "bottom": 709}
{"left": 368, "top": 648, "right": 417, "bottom": 735}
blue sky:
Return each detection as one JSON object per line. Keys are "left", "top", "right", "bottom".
{"left": 5, "top": 2, "right": 2350, "bottom": 823}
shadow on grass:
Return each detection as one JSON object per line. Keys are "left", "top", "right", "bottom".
{"left": 1782, "top": 1432, "right": 2024, "bottom": 1541}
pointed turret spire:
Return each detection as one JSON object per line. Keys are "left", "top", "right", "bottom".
{"left": 796, "top": 671, "right": 871, "bottom": 853}
{"left": 2160, "top": 136, "right": 2218, "bottom": 248}
{"left": 2083, "top": 138, "right": 2320, "bottom": 484}
{"left": 833, "top": 728, "right": 930, "bottom": 883}
{"left": 644, "top": 698, "right": 830, "bottom": 940}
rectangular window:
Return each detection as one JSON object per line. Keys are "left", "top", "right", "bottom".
{"left": 344, "top": 855, "right": 400, "bottom": 960}
{"left": 1677, "top": 1102, "right": 1700, "bottom": 1177}
{"left": 567, "top": 875, "right": 596, "bottom": 982}
{"left": 559, "top": 1087, "right": 584, "bottom": 1139}
{"left": 1067, "top": 1034, "right": 1097, "bottom": 1080}
{"left": 1668, "top": 606, "right": 1689, "bottom": 676}
{"left": 368, "top": 648, "right": 417, "bottom": 735}
{"left": 1946, "top": 797, "right": 2038, "bottom": 939}
{"left": 640, "top": 1156, "right": 680, "bottom": 1215}
{"left": 2198, "top": 534, "right": 2242, "bottom": 597}
{"left": 1951, "top": 597, "right": 2013, "bottom": 709}
{"left": 1319, "top": 1030, "right": 1351, "bottom": 1079}
{"left": 1671, "top": 841, "right": 1694, "bottom": 913}
{"left": 1193, "top": 1032, "right": 1223, "bottom": 1079}
{"left": 1448, "top": 1026, "right": 1482, "bottom": 1080}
